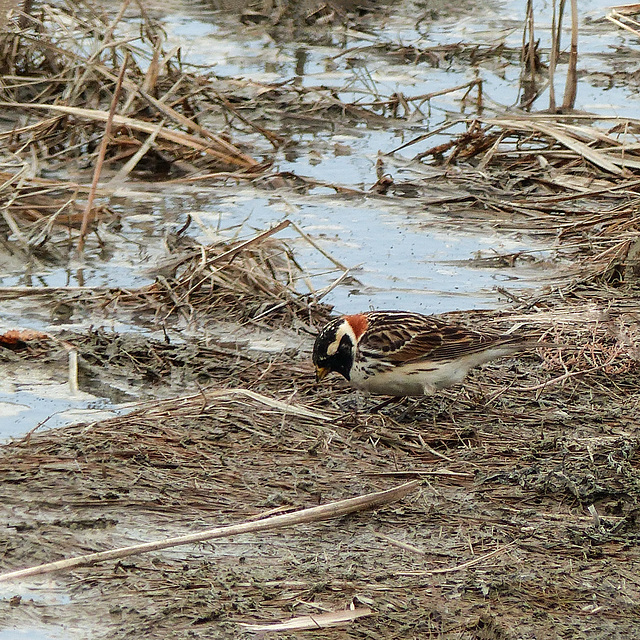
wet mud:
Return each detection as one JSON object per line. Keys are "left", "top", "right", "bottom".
{"left": 0, "top": 0, "right": 640, "bottom": 638}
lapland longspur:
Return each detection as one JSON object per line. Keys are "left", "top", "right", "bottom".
{"left": 313, "top": 310, "right": 534, "bottom": 396}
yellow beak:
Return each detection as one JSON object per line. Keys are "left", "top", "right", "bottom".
{"left": 315, "top": 366, "right": 330, "bottom": 382}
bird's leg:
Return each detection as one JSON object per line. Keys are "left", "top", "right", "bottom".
{"left": 370, "top": 396, "right": 403, "bottom": 413}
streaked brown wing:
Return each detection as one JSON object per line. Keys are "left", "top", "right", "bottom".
{"left": 358, "top": 311, "right": 513, "bottom": 364}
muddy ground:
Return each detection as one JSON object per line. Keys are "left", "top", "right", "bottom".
{"left": 0, "top": 0, "right": 640, "bottom": 638}
{"left": 0, "top": 294, "right": 639, "bottom": 639}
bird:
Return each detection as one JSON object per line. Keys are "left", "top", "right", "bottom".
{"left": 312, "top": 310, "right": 536, "bottom": 396}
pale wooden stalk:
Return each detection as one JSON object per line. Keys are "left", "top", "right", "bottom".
{"left": 0, "top": 481, "right": 420, "bottom": 582}
{"left": 548, "top": 0, "right": 558, "bottom": 111}
{"left": 240, "top": 608, "right": 372, "bottom": 632}
{"left": 561, "top": 0, "right": 578, "bottom": 110}
{"left": 77, "top": 54, "right": 128, "bottom": 253}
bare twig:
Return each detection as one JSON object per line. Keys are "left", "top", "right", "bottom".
{"left": 77, "top": 53, "right": 128, "bottom": 253}
{"left": 561, "top": 0, "right": 578, "bottom": 110}
{"left": 0, "top": 480, "right": 420, "bottom": 582}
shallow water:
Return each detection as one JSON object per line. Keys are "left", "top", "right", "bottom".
{"left": 0, "top": 0, "right": 638, "bottom": 440}
{"left": 0, "top": 631, "right": 60, "bottom": 640}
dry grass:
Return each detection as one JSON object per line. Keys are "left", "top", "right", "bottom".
{"left": 0, "top": 310, "right": 638, "bottom": 637}
{"left": 0, "top": 200, "right": 638, "bottom": 637}
{"left": 0, "top": 2, "right": 639, "bottom": 637}
{"left": 0, "top": 0, "right": 260, "bottom": 175}
{"left": 0, "top": 0, "right": 271, "bottom": 257}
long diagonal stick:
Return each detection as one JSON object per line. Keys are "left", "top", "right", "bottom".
{"left": 0, "top": 480, "right": 420, "bottom": 582}
{"left": 77, "top": 52, "right": 128, "bottom": 253}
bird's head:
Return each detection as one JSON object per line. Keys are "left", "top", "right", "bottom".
{"left": 312, "top": 314, "right": 367, "bottom": 382}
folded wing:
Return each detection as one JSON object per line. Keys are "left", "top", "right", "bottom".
{"left": 358, "top": 311, "right": 521, "bottom": 364}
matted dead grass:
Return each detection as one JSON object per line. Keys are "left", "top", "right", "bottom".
{"left": 0, "top": 1, "right": 640, "bottom": 637}
{"left": 0, "top": 0, "right": 260, "bottom": 174}
{"left": 0, "top": 219, "right": 340, "bottom": 333}
{"left": 0, "top": 222, "right": 637, "bottom": 636}
{"left": 0, "top": 309, "right": 639, "bottom": 637}
{"left": 0, "top": 252, "right": 639, "bottom": 636}
{"left": 98, "top": 221, "right": 336, "bottom": 329}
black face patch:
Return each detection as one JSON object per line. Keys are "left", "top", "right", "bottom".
{"left": 312, "top": 319, "right": 355, "bottom": 381}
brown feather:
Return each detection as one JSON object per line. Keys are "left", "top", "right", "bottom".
{"left": 344, "top": 313, "right": 369, "bottom": 340}
{"left": 357, "top": 311, "right": 522, "bottom": 364}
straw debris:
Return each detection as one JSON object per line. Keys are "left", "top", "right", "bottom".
{"left": 91, "top": 221, "right": 336, "bottom": 328}
{"left": 1, "top": 309, "right": 639, "bottom": 636}
{"left": 0, "top": 0, "right": 261, "bottom": 177}
{"left": 0, "top": 2, "right": 640, "bottom": 638}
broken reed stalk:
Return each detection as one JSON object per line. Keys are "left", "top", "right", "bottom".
{"left": 526, "top": 0, "right": 536, "bottom": 84}
{"left": 0, "top": 480, "right": 420, "bottom": 582}
{"left": 562, "top": 0, "right": 578, "bottom": 110}
{"left": 209, "top": 220, "right": 292, "bottom": 266}
{"left": 606, "top": 7, "right": 640, "bottom": 37}
{"left": 407, "top": 80, "right": 482, "bottom": 107}
{"left": 548, "top": 0, "right": 558, "bottom": 111}
{"left": 0, "top": 102, "right": 258, "bottom": 169}
{"left": 77, "top": 52, "right": 128, "bottom": 253}
{"left": 519, "top": 0, "right": 535, "bottom": 109}
{"left": 0, "top": 0, "right": 20, "bottom": 29}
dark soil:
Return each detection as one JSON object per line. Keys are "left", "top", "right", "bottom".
{"left": 0, "top": 317, "right": 639, "bottom": 639}
{"left": 1, "top": 0, "right": 640, "bottom": 638}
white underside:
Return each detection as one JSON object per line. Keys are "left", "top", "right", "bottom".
{"left": 349, "top": 346, "right": 519, "bottom": 396}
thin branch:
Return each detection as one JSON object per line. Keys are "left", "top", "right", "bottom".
{"left": 561, "top": 0, "right": 578, "bottom": 110}
{"left": 0, "top": 480, "right": 420, "bottom": 582}
{"left": 77, "top": 53, "right": 128, "bottom": 253}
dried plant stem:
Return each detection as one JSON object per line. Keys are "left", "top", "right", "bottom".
{"left": 519, "top": 0, "right": 535, "bottom": 107}
{"left": 513, "top": 351, "right": 619, "bottom": 393}
{"left": 409, "top": 80, "right": 481, "bottom": 108}
{"left": 562, "top": 0, "right": 578, "bottom": 110}
{"left": 606, "top": 7, "right": 640, "bottom": 37}
{"left": 288, "top": 220, "right": 349, "bottom": 271}
{"left": 240, "top": 608, "right": 372, "bottom": 632}
{"left": 0, "top": 480, "right": 420, "bottom": 582}
{"left": 526, "top": 0, "right": 536, "bottom": 82}
{"left": 548, "top": 0, "right": 558, "bottom": 111}
{"left": 214, "top": 90, "right": 283, "bottom": 147}
{"left": 397, "top": 541, "right": 517, "bottom": 576}
{"left": 77, "top": 53, "right": 128, "bottom": 253}
{"left": 209, "top": 220, "right": 292, "bottom": 266}
{"left": 68, "top": 349, "right": 79, "bottom": 394}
